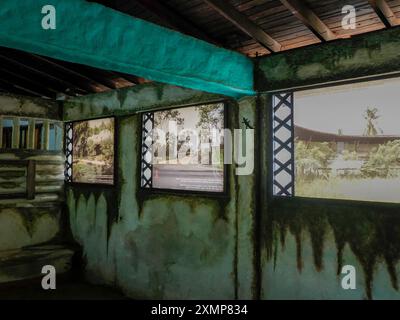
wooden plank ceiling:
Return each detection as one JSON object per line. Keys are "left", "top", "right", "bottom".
{"left": 1, "top": 0, "right": 400, "bottom": 99}
{"left": 94, "top": 0, "right": 400, "bottom": 56}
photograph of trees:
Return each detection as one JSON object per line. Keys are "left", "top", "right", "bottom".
{"left": 294, "top": 78, "right": 400, "bottom": 203}
{"left": 72, "top": 118, "right": 114, "bottom": 185}
{"left": 152, "top": 103, "right": 224, "bottom": 192}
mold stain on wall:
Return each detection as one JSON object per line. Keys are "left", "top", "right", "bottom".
{"left": 257, "top": 27, "right": 400, "bottom": 92}
{"left": 262, "top": 200, "right": 400, "bottom": 300}
{"left": 66, "top": 143, "right": 237, "bottom": 299}
{"left": 259, "top": 93, "right": 400, "bottom": 300}
{"left": 256, "top": 27, "right": 400, "bottom": 300}
{"left": 64, "top": 84, "right": 258, "bottom": 299}
{"left": 0, "top": 93, "right": 68, "bottom": 284}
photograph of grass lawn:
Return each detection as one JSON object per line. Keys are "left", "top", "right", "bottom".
{"left": 295, "top": 78, "right": 400, "bottom": 203}
{"left": 72, "top": 118, "right": 114, "bottom": 185}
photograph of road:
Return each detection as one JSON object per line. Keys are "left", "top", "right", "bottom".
{"left": 152, "top": 104, "right": 224, "bottom": 192}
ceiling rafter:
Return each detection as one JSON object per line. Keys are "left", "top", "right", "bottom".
{"left": 0, "top": 45, "right": 142, "bottom": 99}
{"left": 133, "top": 0, "right": 221, "bottom": 46}
{"left": 114, "top": 72, "right": 148, "bottom": 85}
{"left": 203, "top": 0, "right": 281, "bottom": 52}
{"left": 36, "top": 56, "right": 112, "bottom": 93}
{"left": 0, "top": 47, "right": 110, "bottom": 94}
{"left": 0, "top": 79, "right": 42, "bottom": 97}
{"left": 0, "top": 52, "right": 87, "bottom": 96}
{"left": 0, "top": 67, "right": 56, "bottom": 98}
{"left": 88, "top": 0, "right": 221, "bottom": 46}
{"left": 368, "top": 0, "right": 400, "bottom": 28}
{"left": 46, "top": 58, "right": 136, "bottom": 90}
{"left": 279, "top": 0, "right": 336, "bottom": 42}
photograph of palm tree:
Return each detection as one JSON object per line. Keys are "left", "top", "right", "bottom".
{"left": 295, "top": 77, "right": 400, "bottom": 203}
{"left": 72, "top": 118, "right": 114, "bottom": 185}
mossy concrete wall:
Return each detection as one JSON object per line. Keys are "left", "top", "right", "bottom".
{"left": 0, "top": 94, "right": 64, "bottom": 263}
{"left": 63, "top": 83, "right": 257, "bottom": 299}
{"left": 257, "top": 27, "right": 400, "bottom": 92}
{"left": 0, "top": 93, "right": 61, "bottom": 120}
{"left": 261, "top": 199, "right": 400, "bottom": 300}
{"left": 257, "top": 27, "right": 400, "bottom": 300}
{"left": 62, "top": 26, "right": 400, "bottom": 299}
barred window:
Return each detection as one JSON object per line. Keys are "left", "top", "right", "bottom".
{"left": 0, "top": 116, "right": 62, "bottom": 151}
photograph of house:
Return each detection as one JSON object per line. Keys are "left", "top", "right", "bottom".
{"left": 292, "top": 79, "right": 400, "bottom": 203}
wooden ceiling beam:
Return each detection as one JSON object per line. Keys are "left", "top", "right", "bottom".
{"left": 0, "top": 46, "right": 138, "bottom": 96}
{"left": 368, "top": 0, "right": 400, "bottom": 28}
{"left": 45, "top": 58, "right": 135, "bottom": 90}
{"left": 279, "top": 0, "right": 336, "bottom": 42}
{"left": 31, "top": 53, "right": 136, "bottom": 91}
{"left": 36, "top": 56, "right": 112, "bottom": 93}
{"left": 113, "top": 72, "right": 144, "bottom": 85}
{"left": 0, "top": 47, "right": 106, "bottom": 94}
{"left": 133, "top": 0, "right": 221, "bottom": 46}
{"left": 0, "top": 79, "right": 42, "bottom": 97}
{"left": 203, "top": 0, "right": 281, "bottom": 52}
{"left": 0, "top": 67, "right": 55, "bottom": 98}
{"left": 0, "top": 52, "right": 87, "bottom": 96}
{"left": 90, "top": 0, "right": 221, "bottom": 46}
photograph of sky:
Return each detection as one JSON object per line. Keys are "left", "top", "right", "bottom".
{"left": 295, "top": 77, "right": 400, "bottom": 136}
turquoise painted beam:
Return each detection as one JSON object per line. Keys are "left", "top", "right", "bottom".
{"left": 0, "top": 0, "right": 255, "bottom": 98}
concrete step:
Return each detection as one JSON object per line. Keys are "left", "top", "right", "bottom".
{"left": 0, "top": 244, "right": 76, "bottom": 284}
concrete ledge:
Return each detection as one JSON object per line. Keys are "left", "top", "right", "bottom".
{"left": 0, "top": 244, "right": 75, "bottom": 284}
